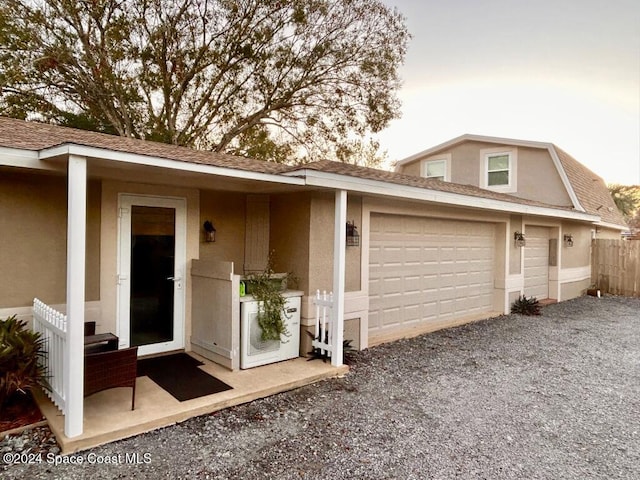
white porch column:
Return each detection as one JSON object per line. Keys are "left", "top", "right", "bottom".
{"left": 331, "top": 190, "right": 346, "bottom": 367}
{"left": 65, "top": 155, "right": 87, "bottom": 437}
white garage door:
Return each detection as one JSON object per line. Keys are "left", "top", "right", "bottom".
{"left": 368, "top": 214, "right": 496, "bottom": 341}
{"left": 523, "top": 226, "right": 550, "bottom": 299}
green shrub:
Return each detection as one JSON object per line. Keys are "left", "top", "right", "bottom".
{"left": 511, "top": 295, "right": 541, "bottom": 316}
{"left": 0, "top": 315, "right": 48, "bottom": 408}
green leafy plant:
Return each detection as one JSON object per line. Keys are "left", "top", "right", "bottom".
{"left": 511, "top": 295, "right": 541, "bottom": 316}
{"left": 0, "top": 315, "right": 49, "bottom": 408}
{"left": 245, "top": 262, "right": 291, "bottom": 342}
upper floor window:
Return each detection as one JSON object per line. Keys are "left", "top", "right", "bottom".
{"left": 487, "top": 154, "right": 510, "bottom": 186}
{"left": 421, "top": 154, "right": 451, "bottom": 181}
{"left": 480, "top": 148, "right": 517, "bottom": 193}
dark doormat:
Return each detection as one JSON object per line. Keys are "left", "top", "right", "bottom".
{"left": 137, "top": 353, "right": 232, "bottom": 402}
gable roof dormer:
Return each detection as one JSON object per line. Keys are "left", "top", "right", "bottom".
{"left": 395, "top": 134, "right": 626, "bottom": 230}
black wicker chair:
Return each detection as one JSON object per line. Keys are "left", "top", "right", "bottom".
{"left": 84, "top": 346, "right": 138, "bottom": 410}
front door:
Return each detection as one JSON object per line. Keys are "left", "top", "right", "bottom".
{"left": 118, "top": 195, "right": 186, "bottom": 356}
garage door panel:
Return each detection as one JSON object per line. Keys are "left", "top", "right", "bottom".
{"left": 369, "top": 214, "right": 496, "bottom": 340}
{"left": 403, "top": 305, "right": 421, "bottom": 323}
{"left": 382, "top": 306, "right": 401, "bottom": 326}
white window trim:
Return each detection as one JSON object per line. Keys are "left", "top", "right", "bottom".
{"left": 420, "top": 153, "right": 451, "bottom": 181}
{"left": 480, "top": 147, "right": 518, "bottom": 193}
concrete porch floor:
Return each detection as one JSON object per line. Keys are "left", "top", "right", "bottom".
{"left": 36, "top": 353, "right": 348, "bottom": 454}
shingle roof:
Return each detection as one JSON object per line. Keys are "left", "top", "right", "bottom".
{"left": 552, "top": 145, "right": 627, "bottom": 227}
{"left": 0, "top": 116, "right": 289, "bottom": 175}
{"left": 0, "top": 117, "right": 622, "bottom": 225}
{"left": 287, "top": 160, "right": 578, "bottom": 212}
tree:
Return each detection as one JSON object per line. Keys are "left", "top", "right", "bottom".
{"left": 0, "top": 0, "right": 409, "bottom": 164}
{"left": 608, "top": 184, "right": 640, "bottom": 219}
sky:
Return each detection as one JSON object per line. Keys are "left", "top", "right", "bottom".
{"left": 377, "top": 0, "right": 640, "bottom": 185}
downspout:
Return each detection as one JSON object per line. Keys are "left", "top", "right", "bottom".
{"left": 64, "top": 155, "right": 87, "bottom": 437}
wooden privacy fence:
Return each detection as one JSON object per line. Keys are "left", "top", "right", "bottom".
{"left": 591, "top": 239, "right": 640, "bottom": 297}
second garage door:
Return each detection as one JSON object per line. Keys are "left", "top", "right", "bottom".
{"left": 523, "top": 226, "right": 550, "bottom": 299}
{"left": 368, "top": 214, "right": 496, "bottom": 342}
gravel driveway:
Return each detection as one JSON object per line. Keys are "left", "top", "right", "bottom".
{"left": 2, "top": 295, "right": 639, "bottom": 479}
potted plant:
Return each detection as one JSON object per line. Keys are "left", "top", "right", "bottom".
{"left": 244, "top": 261, "right": 292, "bottom": 342}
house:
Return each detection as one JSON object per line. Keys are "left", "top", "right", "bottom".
{"left": 0, "top": 118, "right": 625, "bottom": 442}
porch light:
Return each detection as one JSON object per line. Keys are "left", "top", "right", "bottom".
{"left": 203, "top": 220, "right": 216, "bottom": 242}
{"left": 514, "top": 231, "right": 526, "bottom": 248}
{"left": 346, "top": 221, "right": 360, "bottom": 247}
{"left": 563, "top": 234, "right": 574, "bottom": 247}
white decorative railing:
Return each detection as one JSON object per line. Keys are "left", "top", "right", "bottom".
{"left": 32, "top": 298, "right": 67, "bottom": 413}
{"left": 313, "top": 290, "right": 334, "bottom": 358}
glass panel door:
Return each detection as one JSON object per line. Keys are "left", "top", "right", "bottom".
{"left": 130, "top": 206, "right": 176, "bottom": 347}
{"left": 117, "top": 194, "right": 186, "bottom": 356}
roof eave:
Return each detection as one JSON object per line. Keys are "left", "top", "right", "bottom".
{"left": 0, "top": 146, "right": 65, "bottom": 172}
{"left": 596, "top": 221, "right": 629, "bottom": 232}
{"left": 37, "top": 143, "right": 305, "bottom": 186}
{"left": 547, "top": 145, "right": 585, "bottom": 212}
{"left": 285, "top": 168, "right": 600, "bottom": 222}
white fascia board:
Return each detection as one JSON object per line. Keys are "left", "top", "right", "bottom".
{"left": 38, "top": 144, "right": 306, "bottom": 186}
{"left": 0, "top": 146, "right": 65, "bottom": 172}
{"left": 394, "top": 134, "right": 468, "bottom": 168}
{"left": 596, "top": 220, "right": 628, "bottom": 231}
{"left": 394, "top": 134, "right": 553, "bottom": 170}
{"left": 289, "top": 169, "right": 599, "bottom": 223}
{"left": 547, "top": 145, "right": 584, "bottom": 212}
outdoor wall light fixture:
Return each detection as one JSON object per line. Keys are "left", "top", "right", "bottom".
{"left": 563, "top": 234, "right": 574, "bottom": 247}
{"left": 203, "top": 220, "right": 216, "bottom": 242}
{"left": 514, "top": 231, "right": 526, "bottom": 248}
{"left": 346, "top": 221, "right": 360, "bottom": 247}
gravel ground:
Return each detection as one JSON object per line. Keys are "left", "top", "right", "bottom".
{"left": 2, "top": 295, "right": 639, "bottom": 479}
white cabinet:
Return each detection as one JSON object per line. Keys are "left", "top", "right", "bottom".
{"left": 240, "top": 292, "right": 302, "bottom": 369}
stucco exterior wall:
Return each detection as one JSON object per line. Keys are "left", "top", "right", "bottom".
{"left": 561, "top": 278, "right": 590, "bottom": 300}
{"left": 400, "top": 161, "right": 421, "bottom": 177}
{"left": 0, "top": 170, "right": 101, "bottom": 308}
{"left": 199, "top": 190, "right": 246, "bottom": 268}
{"left": 307, "top": 193, "right": 334, "bottom": 293}
{"left": 270, "top": 192, "right": 311, "bottom": 293}
{"left": 516, "top": 147, "right": 572, "bottom": 206}
{"left": 449, "top": 142, "right": 493, "bottom": 186}
{"left": 509, "top": 215, "right": 523, "bottom": 275}
{"left": 303, "top": 192, "right": 363, "bottom": 294}
{"left": 596, "top": 227, "right": 624, "bottom": 240}
{"left": 560, "top": 221, "right": 592, "bottom": 269}
{"left": 346, "top": 196, "right": 363, "bottom": 292}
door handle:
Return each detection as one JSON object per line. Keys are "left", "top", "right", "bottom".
{"left": 166, "top": 277, "right": 182, "bottom": 281}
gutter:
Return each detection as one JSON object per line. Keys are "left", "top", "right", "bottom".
{"left": 596, "top": 220, "right": 629, "bottom": 232}
{"left": 284, "top": 168, "right": 599, "bottom": 223}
